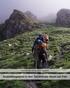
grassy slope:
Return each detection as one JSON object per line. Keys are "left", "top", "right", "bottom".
{"left": 0, "top": 26, "right": 70, "bottom": 68}
{"left": 0, "top": 26, "right": 70, "bottom": 88}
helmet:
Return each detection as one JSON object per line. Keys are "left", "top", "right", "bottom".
{"left": 38, "top": 34, "right": 42, "bottom": 37}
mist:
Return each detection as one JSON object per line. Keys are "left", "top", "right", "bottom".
{"left": 0, "top": 0, "right": 70, "bottom": 23}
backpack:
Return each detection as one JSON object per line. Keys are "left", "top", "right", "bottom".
{"left": 33, "top": 34, "right": 48, "bottom": 50}
{"left": 35, "top": 39, "right": 47, "bottom": 49}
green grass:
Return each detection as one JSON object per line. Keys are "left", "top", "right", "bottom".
{"left": 0, "top": 26, "right": 70, "bottom": 68}
{"left": 0, "top": 26, "right": 70, "bottom": 88}
{"left": 37, "top": 80, "right": 70, "bottom": 88}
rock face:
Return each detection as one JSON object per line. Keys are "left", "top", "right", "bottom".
{"left": 56, "top": 9, "right": 70, "bottom": 27}
{"left": 1, "top": 9, "right": 38, "bottom": 40}
{"left": 24, "top": 11, "right": 38, "bottom": 23}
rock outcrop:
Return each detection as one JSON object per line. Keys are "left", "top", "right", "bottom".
{"left": 0, "top": 9, "right": 38, "bottom": 40}
{"left": 24, "top": 11, "right": 38, "bottom": 23}
{"left": 56, "top": 9, "right": 70, "bottom": 27}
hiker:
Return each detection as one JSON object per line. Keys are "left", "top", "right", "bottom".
{"left": 32, "top": 34, "right": 49, "bottom": 68}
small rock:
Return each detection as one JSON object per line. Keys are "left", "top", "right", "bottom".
{"left": 26, "top": 53, "right": 30, "bottom": 56}
{"left": 8, "top": 44, "right": 12, "bottom": 47}
{"left": 14, "top": 43, "right": 18, "bottom": 46}
{"left": 59, "top": 67, "right": 63, "bottom": 69}
{"left": 48, "top": 55, "right": 53, "bottom": 61}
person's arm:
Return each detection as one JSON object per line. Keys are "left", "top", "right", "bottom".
{"left": 32, "top": 39, "right": 37, "bottom": 52}
{"left": 32, "top": 36, "right": 40, "bottom": 52}
{"left": 32, "top": 45, "right": 34, "bottom": 52}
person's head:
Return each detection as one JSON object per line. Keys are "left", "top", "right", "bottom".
{"left": 43, "top": 34, "right": 49, "bottom": 42}
{"left": 38, "top": 33, "right": 43, "bottom": 37}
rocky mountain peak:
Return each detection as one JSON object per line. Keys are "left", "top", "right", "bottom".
{"left": 9, "top": 9, "right": 28, "bottom": 23}
{"left": 0, "top": 9, "right": 38, "bottom": 40}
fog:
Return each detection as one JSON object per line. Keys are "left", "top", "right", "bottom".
{"left": 0, "top": 0, "right": 70, "bottom": 23}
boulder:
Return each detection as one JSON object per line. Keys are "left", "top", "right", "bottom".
{"left": 56, "top": 9, "right": 70, "bottom": 27}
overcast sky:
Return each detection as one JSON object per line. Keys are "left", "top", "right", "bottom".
{"left": 0, "top": 0, "right": 70, "bottom": 23}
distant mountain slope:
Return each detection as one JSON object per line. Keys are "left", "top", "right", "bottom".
{"left": 24, "top": 11, "right": 38, "bottom": 23}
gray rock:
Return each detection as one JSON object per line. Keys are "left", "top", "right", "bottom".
{"left": 56, "top": 9, "right": 70, "bottom": 27}
{"left": 1, "top": 9, "right": 38, "bottom": 40}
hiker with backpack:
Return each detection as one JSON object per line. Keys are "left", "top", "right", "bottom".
{"left": 32, "top": 34, "right": 49, "bottom": 68}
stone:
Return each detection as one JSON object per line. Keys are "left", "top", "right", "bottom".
{"left": 56, "top": 9, "right": 70, "bottom": 27}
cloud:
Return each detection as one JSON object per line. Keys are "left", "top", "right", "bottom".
{"left": 0, "top": 0, "right": 70, "bottom": 23}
